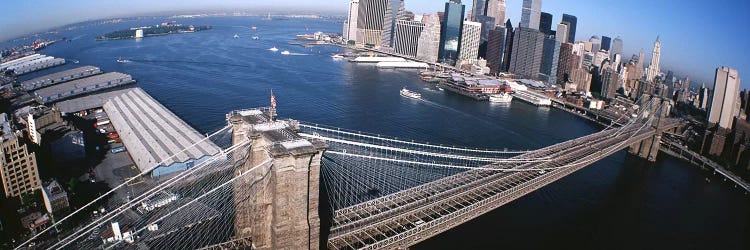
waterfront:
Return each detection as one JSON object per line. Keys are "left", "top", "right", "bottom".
{"left": 10, "top": 16, "right": 749, "bottom": 249}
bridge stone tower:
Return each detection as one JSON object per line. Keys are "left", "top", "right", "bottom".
{"left": 628, "top": 95, "right": 671, "bottom": 162}
{"left": 227, "top": 108, "right": 326, "bottom": 250}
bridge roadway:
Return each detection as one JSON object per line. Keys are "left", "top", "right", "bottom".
{"left": 326, "top": 119, "right": 681, "bottom": 249}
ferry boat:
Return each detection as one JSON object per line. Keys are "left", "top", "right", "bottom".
{"left": 280, "top": 50, "right": 291, "bottom": 55}
{"left": 489, "top": 92, "right": 513, "bottom": 103}
{"left": 269, "top": 47, "right": 279, "bottom": 52}
{"left": 400, "top": 88, "right": 421, "bottom": 99}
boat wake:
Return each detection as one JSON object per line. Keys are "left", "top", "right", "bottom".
{"left": 419, "top": 98, "right": 524, "bottom": 137}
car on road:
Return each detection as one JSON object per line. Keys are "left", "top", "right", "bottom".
{"left": 111, "top": 146, "right": 126, "bottom": 153}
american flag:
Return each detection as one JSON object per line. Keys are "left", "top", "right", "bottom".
{"left": 270, "top": 89, "right": 277, "bottom": 109}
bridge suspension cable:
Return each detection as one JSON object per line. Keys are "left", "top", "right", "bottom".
{"left": 17, "top": 125, "right": 236, "bottom": 250}
{"left": 49, "top": 139, "right": 251, "bottom": 249}
{"left": 298, "top": 123, "right": 531, "bottom": 155}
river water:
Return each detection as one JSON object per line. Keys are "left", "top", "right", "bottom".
{"left": 10, "top": 16, "right": 748, "bottom": 249}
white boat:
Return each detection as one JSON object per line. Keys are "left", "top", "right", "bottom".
{"left": 400, "top": 88, "right": 421, "bottom": 99}
{"left": 489, "top": 92, "right": 513, "bottom": 103}
{"left": 233, "top": 34, "right": 240, "bottom": 38}
{"left": 116, "top": 57, "right": 130, "bottom": 63}
{"left": 251, "top": 36, "right": 260, "bottom": 40}
{"left": 331, "top": 54, "right": 344, "bottom": 59}
{"left": 269, "top": 47, "right": 279, "bottom": 52}
{"left": 280, "top": 50, "right": 291, "bottom": 55}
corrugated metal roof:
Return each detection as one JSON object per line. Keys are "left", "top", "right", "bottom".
{"left": 34, "top": 72, "right": 132, "bottom": 100}
{"left": 21, "top": 66, "right": 101, "bottom": 90}
{"left": 103, "top": 88, "right": 220, "bottom": 173}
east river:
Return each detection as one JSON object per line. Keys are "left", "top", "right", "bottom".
{"left": 8, "top": 16, "right": 748, "bottom": 249}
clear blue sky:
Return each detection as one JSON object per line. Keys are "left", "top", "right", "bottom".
{"left": 1, "top": 0, "right": 747, "bottom": 86}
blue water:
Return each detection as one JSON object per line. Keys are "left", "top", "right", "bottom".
{"left": 11, "top": 17, "right": 749, "bottom": 249}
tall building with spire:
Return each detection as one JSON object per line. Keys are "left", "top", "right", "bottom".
{"left": 646, "top": 36, "right": 661, "bottom": 82}
{"left": 520, "top": 0, "right": 542, "bottom": 30}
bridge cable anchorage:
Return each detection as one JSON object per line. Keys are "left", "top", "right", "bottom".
{"left": 17, "top": 125, "right": 236, "bottom": 250}
{"left": 50, "top": 139, "right": 251, "bottom": 250}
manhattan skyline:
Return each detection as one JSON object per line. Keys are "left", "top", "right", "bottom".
{"left": 1, "top": 0, "right": 747, "bottom": 85}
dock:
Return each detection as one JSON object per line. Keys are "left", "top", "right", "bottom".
{"left": 512, "top": 90, "right": 552, "bottom": 106}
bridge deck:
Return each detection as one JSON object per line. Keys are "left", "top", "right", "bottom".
{"left": 327, "top": 120, "right": 680, "bottom": 249}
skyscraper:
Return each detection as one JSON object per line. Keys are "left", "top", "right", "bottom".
{"left": 438, "top": 1, "right": 465, "bottom": 65}
{"left": 417, "top": 14, "right": 441, "bottom": 63}
{"left": 459, "top": 21, "right": 482, "bottom": 64}
{"left": 646, "top": 36, "right": 662, "bottom": 82}
{"left": 393, "top": 19, "right": 425, "bottom": 57}
{"left": 486, "top": 26, "right": 507, "bottom": 74}
{"left": 472, "top": 0, "right": 506, "bottom": 27}
{"left": 556, "top": 42, "right": 575, "bottom": 86}
{"left": 539, "top": 12, "right": 553, "bottom": 35}
{"left": 474, "top": 15, "right": 496, "bottom": 58}
{"left": 343, "top": 0, "right": 359, "bottom": 42}
{"left": 509, "top": 27, "right": 545, "bottom": 79}
{"left": 487, "top": 0, "right": 506, "bottom": 27}
{"left": 0, "top": 114, "right": 42, "bottom": 198}
{"left": 562, "top": 14, "right": 577, "bottom": 43}
{"left": 540, "top": 34, "right": 560, "bottom": 84}
{"left": 355, "top": 0, "right": 389, "bottom": 46}
{"left": 699, "top": 82, "right": 709, "bottom": 110}
{"left": 556, "top": 23, "right": 568, "bottom": 44}
{"left": 520, "top": 0, "right": 542, "bottom": 30}
{"left": 501, "top": 20, "right": 514, "bottom": 72}
{"left": 472, "top": 0, "right": 488, "bottom": 21}
{"left": 589, "top": 36, "right": 601, "bottom": 52}
{"left": 601, "top": 36, "right": 612, "bottom": 51}
{"left": 381, "top": 0, "right": 405, "bottom": 48}
{"left": 708, "top": 67, "right": 741, "bottom": 129}
{"left": 610, "top": 36, "right": 623, "bottom": 60}
{"left": 601, "top": 68, "right": 621, "bottom": 99}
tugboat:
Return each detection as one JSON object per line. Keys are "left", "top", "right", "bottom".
{"left": 400, "top": 88, "right": 421, "bottom": 100}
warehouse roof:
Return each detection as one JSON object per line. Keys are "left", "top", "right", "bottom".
{"left": 103, "top": 88, "right": 220, "bottom": 172}
{"left": 21, "top": 66, "right": 101, "bottom": 90}
{"left": 34, "top": 72, "right": 131, "bottom": 99}
{"left": 54, "top": 88, "right": 135, "bottom": 113}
